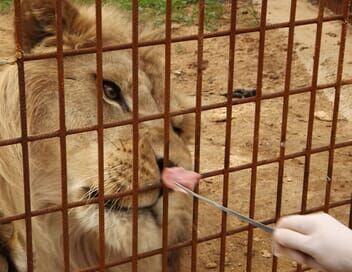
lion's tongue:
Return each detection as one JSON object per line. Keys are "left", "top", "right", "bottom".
{"left": 162, "top": 167, "right": 200, "bottom": 192}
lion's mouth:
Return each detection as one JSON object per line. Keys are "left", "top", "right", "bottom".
{"left": 87, "top": 187, "right": 163, "bottom": 212}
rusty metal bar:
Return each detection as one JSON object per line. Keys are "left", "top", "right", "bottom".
{"left": 324, "top": 0, "right": 351, "bottom": 213}
{"left": 298, "top": 1, "right": 326, "bottom": 271}
{"left": 2, "top": 1, "right": 352, "bottom": 271}
{"left": 349, "top": 195, "right": 352, "bottom": 229}
{"left": 246, "top": 0, "right": 268, "bottom": 271}
{"left": 219, "top": 1, "right": 238, "bottom": 271}
{"left": 75, "top": 198, "right": 351, "bottom": 272}
{"left": 1, "top": 79, "right": 351, "bottom": 149}
{"left": 191, "top": 0, "right": 205, "bottom": 271}
{"left": 161, "top": 0, "right": 172, "bottom": 271}
{"left": 55, "top": 0, "right": 70, "bottom": 270}
{"left": 13, "top": 0, "right": 33, "bottom": 271}
{"left": 0, "top": 193, "right": 348, "bottom": 271}
{"left": 131, "top": 0, "right": 140, "bottom": 271}
{"left": 94, "top": 1, "right": 106, "bottom": 271}
{"left": 272, "top": 0, "right": 298, "bottom": 271}
{"left": 20, "top": 15, "right": 344, "bottom": 62}
{"left": 300, "top": 0, "right": 326, "bottom": 215}
{"left": 1, "top": 137, "right": 352, "bottom": 227}
{"left": 2, "top": 194, "right": 349, "bottom": 229}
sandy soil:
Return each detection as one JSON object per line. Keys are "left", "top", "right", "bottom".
{"left": 256, "top": 0, "right": 352, "bottom": 120}
{"left": 0, "top": 1, "right": 351, "bottom": 271}
{"left": 169, "top": 1, "right": 352, "bottom": 271}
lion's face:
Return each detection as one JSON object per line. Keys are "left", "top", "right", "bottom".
{"left": 63, "top": 51, "right": 192, "bottom": 210}
{"left": 0, "top": 1, "right": 195, "bottom": 269}
{"left": 0, "top": 1, "right": 196, "bottom": 270}
{"left": 12, "top": 1, "right": 194, "bottom": 214}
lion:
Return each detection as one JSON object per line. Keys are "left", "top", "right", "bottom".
{"left": 0, "top": 0, "right": 195, "bottom": 271}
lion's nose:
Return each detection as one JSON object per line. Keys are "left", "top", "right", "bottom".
{"left": 156, "top": 158, "right": 177, "bottom": 172}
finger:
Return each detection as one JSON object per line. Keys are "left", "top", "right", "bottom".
{"left": 273, "top": 228, "right": 311, "bottom": 254}
{"left": 276, "top": 215, "right": 318, "bottom": 234}
{"left": 273, "top": 244, "right": 327, "bottom": 272}
{"left": 303, "top": 256, "right": 327, "bottom": 272}
{"left": 274, "top": 244, "right": 307, "bottom": 264}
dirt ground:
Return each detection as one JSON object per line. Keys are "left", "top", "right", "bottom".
{"left": 169, "top": 1, "right": 352, "bottom": 271}
{"left": 0, "top": 1, "right": 351, "bottom": 271}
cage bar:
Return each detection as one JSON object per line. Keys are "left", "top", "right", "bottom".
{"left": 298, "top": 1, "right": 326, "bottom": 271}
{"left": 20, "top": 15, "right": 346, "bottom": 63}
{"left": 131, "top": 0, "right": 140, "bottom": 271}
{"left": 324, "top": 0, "right": 351, "bottom": 213}
{"left": 301, "top": 0, "right": 326, "bottom": 215}
{"left": 190, "top": 0, "right": 205, "bottom": 271}
{"left": 0, "top": 0, "right": 351, "bottom": 271}
{"left": 219, "top": 1, "right": 238, "bottom": 272}
{"left": 246, "top": 0, "right": 268, "bottom": 271}
{"left": 161, "top": 0, "right": 172, "bottom": 271}
{"left": 77, "top": 198, "right": 350, "bottom": 271}
{"left": 93, "top": 1, "right": 106, "bottom": 271}
{"left": 272, "top": 0, "right": 298, "bottom": 271}
{"left": 13, "top": 0, "right": 34, "bottom": 271}
{"left": 54, "top": 0, "right": 70, "bottom": 270}
{"left": 349, "top": 197, "right": 352, "bottom": 229}
{"left": 1, "top": 78, "right": 352, "bottom": 150}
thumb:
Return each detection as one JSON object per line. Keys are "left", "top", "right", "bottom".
{"left": 273, "top": 243, "right": 326, "bottom": 272}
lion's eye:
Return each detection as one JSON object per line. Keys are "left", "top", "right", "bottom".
{"left": 172, "top": 125, "right": 183, "bottom": 135}
{"left": 103, "top": 80, "right": 122, "bottom": 100}
{"left": 102, "top": 80, "right": 130, "bottom": 112}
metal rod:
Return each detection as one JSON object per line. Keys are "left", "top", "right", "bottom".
{"left": 1, "top": 79, "right": 351, "bottom": 149}
{"left": 219, "top": 1, "right": 238, "bottom": 271}
{"left": 298, "top": 1, "right": 326, "bottom": 271}
{"left": 191, "top": 0, "right": 205, "bottom": 271}
{"left": 55, "top": 0, "right": 70, "bottom": 270}
{"left": 94, "top": 1, "right": 106, "bottom": 271}
{"left": 176, "top": 183, "right": 274, "bottom": 234}
{"left": 2, "top": 139, "right": 352, "bottom": 226}
{"left": 301, "top": 0, "right": 326, "bottom": 214}
{"left": 247, "top": 0, "right": 268, "bottom": 271}
{"left": 20, "top": 16, "right": 344, "bottom": 62}
{"left": 349, "top": 194, "right": 352, "bottom": 229}
{"left": 13, "top": 0, "right": 33, "bottom": 270}
{"left": 161, "top": 0, "right": 172, "bottom": 271}
{"left": 76, "top": 198, "right": 351, "bottom": 272}
{"left": 2, "top": 1, "right": 351, "bottom": 271}
{"left": 324, "top": 0, "right": 351, "bottom": 213}
{"left": 131, "top": 0, "right": 140, "bottom": 271}
{"left": 272, "top": 0, "right": 298, "bottom": 270}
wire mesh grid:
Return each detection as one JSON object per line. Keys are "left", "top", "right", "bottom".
{"left": 0, "top": 0, "right": 351, "bottom": 271}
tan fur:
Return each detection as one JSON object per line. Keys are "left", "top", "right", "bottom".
{"left": 0, "top": 1, "right": 194, "bottom": 271}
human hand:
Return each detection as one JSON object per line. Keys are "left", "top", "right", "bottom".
{"left": 273, "top": 212, "right": 352, "bottom": 272}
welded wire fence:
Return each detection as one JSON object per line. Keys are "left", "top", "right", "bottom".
{"left": 0, "top": 0, "right": 351, "bottom": 272}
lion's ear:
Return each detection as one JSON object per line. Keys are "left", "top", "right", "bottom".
{"left": 20, "top": 0, "right": 79, "bottom": 52}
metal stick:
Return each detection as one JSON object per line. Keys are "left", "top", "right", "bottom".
{"left": 175, "top": 182, "right": 274, "bottom": 234}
